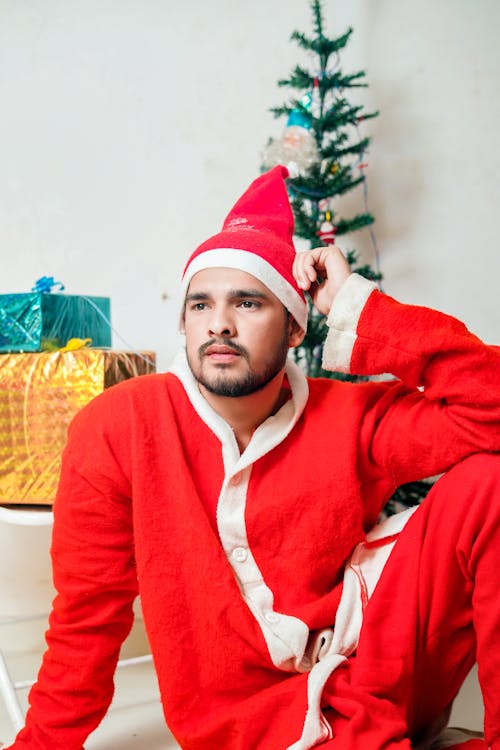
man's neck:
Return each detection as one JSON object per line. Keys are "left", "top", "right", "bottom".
{"left": 199, "top": 371, "right": 289, "bottom": 453}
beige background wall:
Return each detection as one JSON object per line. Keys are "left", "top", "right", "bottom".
{"left": 0, "top": 0, "right": 497, "bottom": 732}
{"left": 1, "top": 0, "right": 498, "bottom": 373}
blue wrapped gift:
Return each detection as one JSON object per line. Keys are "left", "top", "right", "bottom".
{"left": 0, "top": 292, "right": 112, "bottom": 352}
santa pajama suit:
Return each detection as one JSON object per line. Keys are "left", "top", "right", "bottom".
{"left": 8, "top": 275, "right": 500, "bottom": 750}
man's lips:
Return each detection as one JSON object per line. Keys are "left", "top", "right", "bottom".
{"left": 204, "top": 344, "right": 241, "bottom": 360}
{"left": 204, "top": 344, "right": 240, "bottom": 355}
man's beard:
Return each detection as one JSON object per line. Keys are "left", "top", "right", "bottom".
{"left": 187, "top": 333, "right": 290, "bottom": 398}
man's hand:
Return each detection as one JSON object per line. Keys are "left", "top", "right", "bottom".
{"left": 293, "top": 246, "right": 351, "bottom": 316}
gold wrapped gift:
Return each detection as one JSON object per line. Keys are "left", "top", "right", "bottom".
{"left": 0, "top": 349, "right": 156, "bottom": 505}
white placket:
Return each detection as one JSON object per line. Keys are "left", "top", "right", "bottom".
{"left": 170, "top": 351, "right": 312, "bottom": 671}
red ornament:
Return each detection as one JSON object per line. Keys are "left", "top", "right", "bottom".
{"left": 317, "top": 220, "right": 337, "bottom": 245}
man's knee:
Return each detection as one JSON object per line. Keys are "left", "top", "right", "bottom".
{"left": 428, "top": 452, "right": 500, "bottom": 521}
{"left": 440, "top": 452, "right": 500, "bottom": 488}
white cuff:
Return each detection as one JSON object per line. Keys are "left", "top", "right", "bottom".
{"left": 322, "top": 274, "right": 377, "bottom": 373}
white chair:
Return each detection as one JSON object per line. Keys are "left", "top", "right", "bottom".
{"left": 0, "top": 504, "right": 152, "bottom": 734}
{"left": 0, "top": 504, "right": 54, "bottom": 731}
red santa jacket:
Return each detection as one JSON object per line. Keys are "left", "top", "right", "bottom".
{"left": 9, "top": 276, "right": 500, "bottom": 750}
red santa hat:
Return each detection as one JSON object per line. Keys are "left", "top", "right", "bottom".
{"left": 181, "top": 164, "right": 308, "bottom": 330}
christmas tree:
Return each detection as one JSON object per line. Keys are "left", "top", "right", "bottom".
{"left": 262, "top": 0, "right": 381, "bottom": 380}
{"left": 262, "top": 0, "right": 430, "bottom": 512}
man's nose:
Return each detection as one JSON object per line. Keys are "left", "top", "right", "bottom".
{"left": 208, "top": 305, "right": 236, "bottom": 338}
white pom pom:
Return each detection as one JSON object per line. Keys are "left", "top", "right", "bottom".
{"left": 287, "top": 161, "right": 300, "bottom": 179}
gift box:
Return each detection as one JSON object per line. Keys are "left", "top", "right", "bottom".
{"left": 0, "top": 293, "right": 112, "bottom": 352}
{"left": 0, "top": 349, "right": 156, "bottom": 505}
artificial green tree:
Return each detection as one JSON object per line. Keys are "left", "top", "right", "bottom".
{"left": 262, "top": 0, "right": 381, "bottom": 379}
{"left": 262, "top": 0, "right": 430, "bottom": 512}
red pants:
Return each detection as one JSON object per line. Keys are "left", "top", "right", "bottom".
{"left": 322, "top": 453, "right": 500, "bottom": 750}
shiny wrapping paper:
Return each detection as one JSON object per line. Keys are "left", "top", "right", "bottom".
{"left": 0, "top": 349, "right": 156, "bottom": 505}
{"left": 0, "top": 293, "right": 112, "bottom": 352}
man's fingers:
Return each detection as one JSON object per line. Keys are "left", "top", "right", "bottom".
{"left": 299, "top": 257, "right": 318, "bottom": 289}
{"left": 293, "top": 248, "right": 325, "bottom": 289}
{"left": 293, "top": 246, "right": 351, "bottom": 315}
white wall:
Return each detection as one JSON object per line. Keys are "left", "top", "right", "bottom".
{"left": 1, "top": 0, "right": 498, "bottom": 376}
{"left": 362, "top": 1, "right": 500, "bottom": 340}
{"left": 0, "top": 0, "right": 498, "bottom": 689}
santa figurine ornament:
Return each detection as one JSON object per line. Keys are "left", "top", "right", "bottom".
{"left": 262, "top": 93, "right": 319, "bottom": 176}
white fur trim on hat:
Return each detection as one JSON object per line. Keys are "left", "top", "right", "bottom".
{"left": 181, "top": 248, "right": 308, "bottom": 330}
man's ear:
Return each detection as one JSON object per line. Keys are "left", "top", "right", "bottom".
{"left": 288, "top": 316, "right": 305, "bottom": 348}
{"left": 179, "top": 304, "right": 186, "bottom": 334}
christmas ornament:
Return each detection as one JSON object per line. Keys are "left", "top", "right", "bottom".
{"left": 317, "top": 212, "right": 337, "bottom": 244}
{"left": 262, "top": 93, "right": 319, "bottom": 175}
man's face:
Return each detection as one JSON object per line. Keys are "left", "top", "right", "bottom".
{"left": 183, "top": 267, "right": 302, "bottom": 398}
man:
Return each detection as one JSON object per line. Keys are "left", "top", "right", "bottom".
{"left": 7, "top": 165, "right": 499, "bottom": 750}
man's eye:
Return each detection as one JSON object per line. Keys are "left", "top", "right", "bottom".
{"left": 239, "top": 300, "right": 260, "bottom": 309}
{"left": 192, "top": 303, "right": 207, "bottom": 311}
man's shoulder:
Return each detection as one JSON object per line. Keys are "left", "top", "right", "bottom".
{"left": 304, "top": 373, "right": 393, "bottom": 409}
{"left": 94, "top": 370, "right": 182, "bottom": 402}
{"left": 107, "top": 370, "right": 181, "bottom": 396}
{"left": 71, "top": 371, "right": 187, "bottom": 430}
{"left": 305, "top": 374, "right": 356, "bottom": 396}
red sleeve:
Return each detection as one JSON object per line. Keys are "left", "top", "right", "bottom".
{"left": 323, "top": 274, "right": 500, "bottom": 496}
{"left": 8, "top": 393, "right": 138, "bottom": 750}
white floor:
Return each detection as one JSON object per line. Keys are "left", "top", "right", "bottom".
{"left": 0, "top": 619, "right": 484, "bottom": 749}
{"left": 0, "top": 619, "right": 179, "bottom": 750}
{"left": 0, "top": 656, "right": 178, "bottom": 749}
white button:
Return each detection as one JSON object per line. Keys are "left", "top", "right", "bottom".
{"left": 264, "top": 611, "right": 280, "bottom": 624}
{"left": 229, "top": 472, "right": 243, "bottom": 486}
{"left": 232, "top": 546, "right": 248, "bottom": 563}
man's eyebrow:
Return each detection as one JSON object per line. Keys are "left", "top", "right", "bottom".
{"left": 185, "top": 292, "right": 211, "bottom": 302}
{"left": 185, "top": 289, "right": 269, "bottom": 302}
{"left": 228, "top": 289, "right": 269, "bottom": 300}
